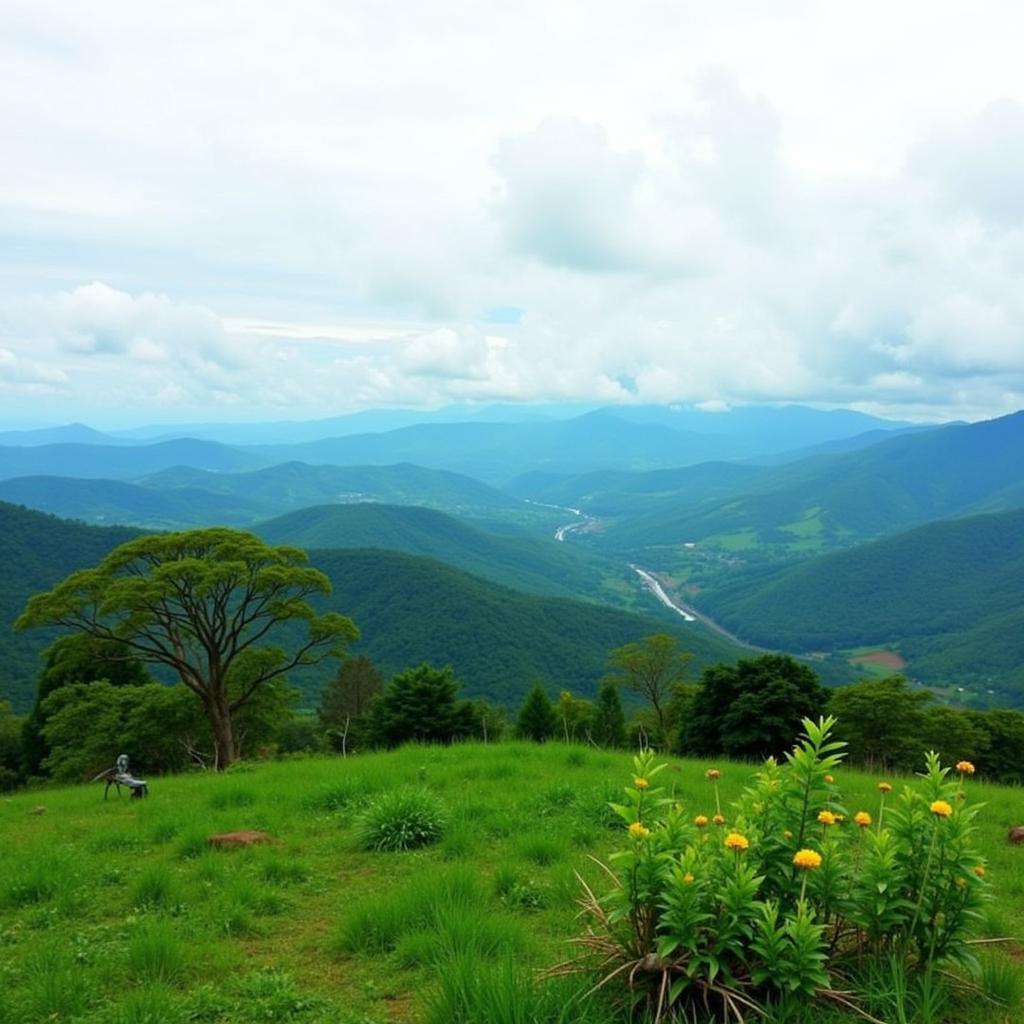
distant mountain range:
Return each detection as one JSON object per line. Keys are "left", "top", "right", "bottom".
{"left": 593, "top": 411, "right": 1024, "bottom": 553}
{"left": 0, "top": 405, "right": 915, "bottom": 487}
{"left": 0, "top": 462, "right": 544, "bottom": 532}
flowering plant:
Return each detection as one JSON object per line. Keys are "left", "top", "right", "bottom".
{"left": 551, "top": 717, "right": 988, "bottom": 1021}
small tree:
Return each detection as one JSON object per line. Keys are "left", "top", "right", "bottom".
{"left": 22, "top": 635, "right": 152, "bottom": 776}
{"left": 369, "top": 664, "right": 473, "bottom": 747}
{"left": 828, "top": 675, "right": 931, "bottom": 771}
{"left": 592, "top": 680, "right": 626, "bottom": 748}
{"left": 16, "top": 529, "right": 358, "bottom": 769}
{"left": 557, "top": 690, "right": 594, "bottom": 742}
{"left": 515, "top": 683, "right": 558, "bottom": 742}
{"left": 319, "top": 654, "right": 384, "bottom": 755}
{"left": 604, "top": 634, "right": 691, "bottom": 748}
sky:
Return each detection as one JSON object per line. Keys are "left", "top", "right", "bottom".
{"left": 3, "top": 1, "right": 1024, "bottom": 426}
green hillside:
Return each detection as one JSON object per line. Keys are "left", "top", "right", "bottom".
{"left": 505, "top": 462, "right": 764, "bottom": 517}
{"left": 0, "top": 503, "right": 753, "bottom": 713}
{"left": 255, "top": 503, "right": 626, "bottom": 603}
{"left": 142, "top": 461, "right": 560, "bottom": 532}
{"left": 696, "top": 507, "right": 1024, "bottom": 701}
{"left": 0, "top": 502, "right": 140, "bottom": 710}
{"left": 0, "top": 462, "right": 563, "bottom": 533}
{"left": 601, "top": 410, "right": 1024, "bottom": 554}
{"left": 299, "top": 548, "right": 763, "bottom": 707}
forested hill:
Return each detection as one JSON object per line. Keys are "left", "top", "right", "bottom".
{"left": 0, "top": 502, "right": 762, "bottom": 714}
{"left": 696, "top": 507, "right": 1024, "bottom": 702}
{"left": 254, "top": 503, "right": 622, "bottom": 602}
{"left": 601, "top": 410, "right": 1024, "bottom": 552}
{"left": 0, "top": 502, "right": 140, "bottom": 710}
{"left": 298, "top": 548, "right": 756, "bottom": 706}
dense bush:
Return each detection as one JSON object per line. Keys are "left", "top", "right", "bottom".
{"left": 558, "top": 717, "right": 988, "bottom": 1021}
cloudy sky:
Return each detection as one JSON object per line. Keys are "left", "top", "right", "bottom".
{"left": 3, "top": 0, "right": 1024, "bottom": 426}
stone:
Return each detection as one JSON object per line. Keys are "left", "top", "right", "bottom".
{"left": 1008, "top": 826, "right": 1024, "bottom": 844}
{"left": 30, "top": 805, "right": 46, "bottom": 816}
{"left": 207, "top": 830, "right": 272, "bottom": 849}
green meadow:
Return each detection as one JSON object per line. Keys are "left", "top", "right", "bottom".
{"left": 2, "top": 742, "right": 1022, "bottom": 1024}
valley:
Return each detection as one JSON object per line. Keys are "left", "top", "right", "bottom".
{"left": 2, "top": 403, "right": 1023, "bottom": 716}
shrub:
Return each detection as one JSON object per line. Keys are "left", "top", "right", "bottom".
{"left": 356, "top": 786, "right": 446, "bottom": 852}
{"left": 553, "top": 716, "right": 989, "bottom": 1021}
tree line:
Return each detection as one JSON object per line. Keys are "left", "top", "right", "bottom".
{"left": 5, "top": 631, "right": 1024, "bottom": 790}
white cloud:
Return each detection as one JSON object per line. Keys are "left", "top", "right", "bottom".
{"left": 2, "top": 2, "right": 1024, "bottom": 424}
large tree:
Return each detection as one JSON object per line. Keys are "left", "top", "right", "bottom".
{"left": 16, "top": 528, "right": 358, "bottom": 769}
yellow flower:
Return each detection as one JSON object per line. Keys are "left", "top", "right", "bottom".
{"left": 956, "top": 760, "right": 976, "bottom": 775}
{"left": 783, "top": 829, "right": 793, "bottom": 840}
{"left": 724, "top": 832, "right": 749, "bottom": 852}
{"left": 834, "top": 814, "right": 846, "bottom": 822}
{"left": 973, "top": 865, "right": 986, "bottom": 878}
{"left": 682, "top": 872, "right": 695, "bottom": 884}
{"left": 628, "top": 822, "right": 651, "bottom": 839}
{"left": 693, "top": 815, "right": 709, "bottom": 828}
{"left": 705, "top": 768, "right": 721, "bottom": 781}
{"left": 817, "top": 810, "right": 837, "bottom": 826}
{"left": 955, "top": 876, "right": 966, "bottom": 887}
{"left": 878, "top": 782, "right": 892, "bottom": 794}
{"left": 712, "top": 814, "right": 726, "bottom": 826}
{"left": 824, "top": 774, "right": 834, "bottom": 784}
{"left": 634, "top": 777, "right": 650, "bottom": 790}
{"left": 854, "top": 811, "right": 872, "bottom": 828}
{"left": 930, "top": 800, "right": 953, "bottom": 819}
{"left": 792, "top": 848, "right": 822, "bottom": 871}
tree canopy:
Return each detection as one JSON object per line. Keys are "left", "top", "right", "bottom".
{"left": 369, "top": 663, "right": 473, "bottom": 746}
{"left": 16, "top": 528, "right": 358, "bottom": 768}
{"left": 684, "top": 654, "right": 827, "bottom": 759}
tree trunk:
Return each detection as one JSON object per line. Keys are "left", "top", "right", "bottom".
{"left": 209, "top": 701, "right": 236, "bottom": 770}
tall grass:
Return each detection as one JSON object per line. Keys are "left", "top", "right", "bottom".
{"left": 333, "top": 867, "right": 481, "bottom": 954}
{"left": 422, "top": 955, "right": 619, "bottom": 1024}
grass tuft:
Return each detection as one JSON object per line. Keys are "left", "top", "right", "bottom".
{"left": 131, "top": 863, "right": 180, "bottom": 911}
{"left": 127, "top": 920, "right": 189, "bottom": 984}
{"left": 355, "top": 786, "right": 447, "bottom": 852}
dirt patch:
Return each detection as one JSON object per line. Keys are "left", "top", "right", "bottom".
{"left": 851, "top": 650, "right": 907, "bottom": 670}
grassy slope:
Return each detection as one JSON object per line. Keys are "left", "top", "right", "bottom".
{"left": 0, "top": 743, "right": 1020, "bottom": 1024}
{"left": 695, "top": 508, "right": 1024, "bottom": 699}
{"left": 255, "top": 503, "right": 625, "bottom": 602}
